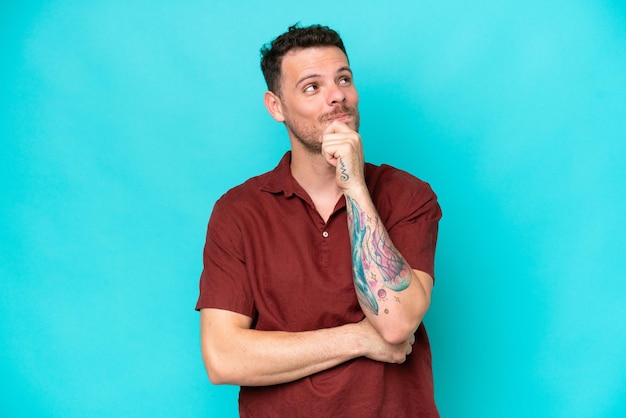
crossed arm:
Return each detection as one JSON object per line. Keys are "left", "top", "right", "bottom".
{"left": 200, "top": 122, "right": 433, "bottom": 386}
{"left": 200, "top": 308, "right": 414, "bottom": 386}
{"left": 344, "top": 191, "right": 433, "bottom": 344}
{"left": 322, "top": 121, "right": 433, "bottom": 345}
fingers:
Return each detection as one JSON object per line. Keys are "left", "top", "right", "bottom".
{"left": 403, "top": 335, "right": 414, "bottom": 357}
{"left": 321, "top": 121, "right": 364, "bottom": 188}
{"left": 405, "top": 340, "right": 413, "bottom": 356}
{"left": 360, "top": 318, "right": 416, "bottom": 364}
{"left": 324, "top": 120, "right": 355, "bottom": 135}
{"left": 322, "top": 122, "right": 359, "bottom": 150}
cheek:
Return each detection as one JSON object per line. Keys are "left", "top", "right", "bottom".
{"left": 295, "top": 107, "right": 323, "bottom": 125}
{"left": 349, "top": 90, "right": 360, "bottom": 105}
{"left": 286, "top": 100, "right": 317, "bottom": 119}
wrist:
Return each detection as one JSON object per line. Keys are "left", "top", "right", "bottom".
{"left": 342, "top": 182, "right": 369, "bottom": 200}
{"left": 342, "top": 321, "right": 368, "bottom": 358}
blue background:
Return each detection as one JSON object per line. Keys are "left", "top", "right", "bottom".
{"left": 2, "top": 1, "right": 625, "bottom": 417}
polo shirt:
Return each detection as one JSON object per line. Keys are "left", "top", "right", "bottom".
{"left": 197, "top": 151, "right": 441, "bottom": 417}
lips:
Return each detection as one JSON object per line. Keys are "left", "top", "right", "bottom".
{"left": 321, "top": 107, "right": 356, "bottom": 123}
{"left": 327, "top": 114, "right": 352, "bottom": 122}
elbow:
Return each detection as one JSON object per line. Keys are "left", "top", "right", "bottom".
{"left": 205, "top": 364, "right": 228, "bottom": 385}
{"left": 202, "top": 348, "right": 236, "bottom": 385}
{"left": 379, "top": 302, "right": 429, "bottom": 344}
{"left": 381, "top": 282, "right": 432, "bottom": 344}
{"left": 205, "top": 361, "right": 240, "bottom": 386}
{"left": 379, "top": 321, "right": 422, "bottom": 345}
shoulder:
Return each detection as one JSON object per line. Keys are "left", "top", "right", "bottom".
{"left": 365, "top": 162, "right": 441, "bottom": 225}
{"left": 213, "top": 152, "right": 291, "bottom": 211}
{"left": 205, "top": 173, "right": 270, "bottom": 243}
{"left": 365, "top": 163, "right": 437, "bottom": 200}
{"left": 210, "top": 171, "right": 272, "bottom": 219}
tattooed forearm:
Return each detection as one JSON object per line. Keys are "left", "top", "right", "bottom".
{"left": 346, "top": 195, "right": 412, "bottom": 315}
{"left": 349, "top": 198, "right": 378, "bottom": 314}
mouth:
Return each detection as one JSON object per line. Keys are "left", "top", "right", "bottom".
{"left": 321, "top": 107, "right": 357, "bottom": 124}
{"left": 326, "top": 113, "right": 352, "bottom": 123}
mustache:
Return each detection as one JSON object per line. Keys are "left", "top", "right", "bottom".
{"left": 318, "top": 105, "right": 358, "bottom": 123}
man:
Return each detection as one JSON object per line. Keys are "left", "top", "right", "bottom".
{"left": 196, "top": 24, "right": 442, "bottom": 417}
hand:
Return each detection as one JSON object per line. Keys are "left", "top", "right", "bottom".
{"left": 321, "top": 121, "right": 365, "bottom": 191}
{"left": 356, "top": 317, "right": 415, "bottom": 364}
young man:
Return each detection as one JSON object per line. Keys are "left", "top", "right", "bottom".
{"left": 196, "top": 24, "right": 442, "bottom": 417}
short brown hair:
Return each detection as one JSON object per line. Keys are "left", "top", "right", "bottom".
{"left": 260, "top": 24, "right": 348, "bottom": 94}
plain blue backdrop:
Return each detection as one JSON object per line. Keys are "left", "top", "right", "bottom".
{"left": 2, "top": 1, "right": 625, "bottom": 417}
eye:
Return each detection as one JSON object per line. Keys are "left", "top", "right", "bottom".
{"left": 303, "top": 84, "right": 318, "bottom": 93}
{"left": 338, "top": 76, "right": 352, "bottom": 85}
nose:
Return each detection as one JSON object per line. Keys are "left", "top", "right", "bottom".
{"left": 327, "top": 83, "right": 346, "bottom": 105}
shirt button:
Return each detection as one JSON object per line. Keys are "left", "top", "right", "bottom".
{"left": 322, "top": 231, "right": 329, "bottom": 238}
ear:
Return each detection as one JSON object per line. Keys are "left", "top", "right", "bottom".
{"left": 264, "top": 90, "right": 285, "bottom": 122}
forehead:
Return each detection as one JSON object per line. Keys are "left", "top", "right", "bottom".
{"left": 280, "top": 46, "right": 350, "bottom": 81}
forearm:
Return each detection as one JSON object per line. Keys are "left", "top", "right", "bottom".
{"left": 201, "top": 311, "right": 366, "bottom": 386}
{"left": 345, "top": 187, "right": 431, "bottom": 344}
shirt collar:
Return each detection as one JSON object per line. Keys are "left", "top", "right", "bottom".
{"left": 260, "top": 151, "right": 297, "bottom": 197}
{"left": 261, "top": 150, "right": 376, "bottom": 199}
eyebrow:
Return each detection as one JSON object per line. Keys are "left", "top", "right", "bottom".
{"left": 295, "top": 66, "right": 353, "bottom": 88}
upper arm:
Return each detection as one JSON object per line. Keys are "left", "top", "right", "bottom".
{"left": 413, "top": 269, "right": 434, "bottom": 307}
{"left": 200, "top": 308, "right": 253, "bottom": 345}
{"left": 379, "top": 175, "right": 441, "bottom": 281}
{"left": 199, "top": 308, "right": 253, "bottom": 383}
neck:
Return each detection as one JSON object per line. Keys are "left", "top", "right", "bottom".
{"left": 290, "top": 149, "right": 339, "bottom": 195}
{"left": 290, "top": 148, "right": 344, "bottom": 221}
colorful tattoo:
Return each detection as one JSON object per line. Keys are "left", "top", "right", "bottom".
{"left": 347, "top": 195, "right": 412, "bottom": 315}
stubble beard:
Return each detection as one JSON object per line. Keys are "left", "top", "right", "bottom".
{"left": 284, "top": 105, "right": 360, "bottom": 156}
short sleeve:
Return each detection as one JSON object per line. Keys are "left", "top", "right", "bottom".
{"left": 385, "top": 178, "right": 442, "bottom": 281}
{"left": 368, "top": 164, "right": 442, "bottom": 279}
{"left": 195, "top": 199, "right": 256, "bottom": 317}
